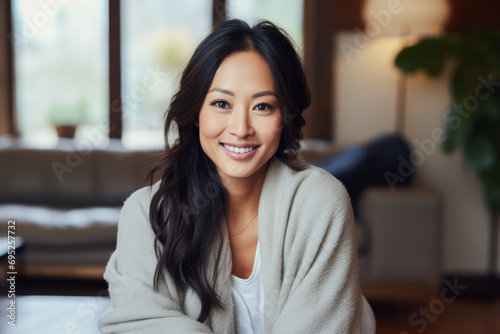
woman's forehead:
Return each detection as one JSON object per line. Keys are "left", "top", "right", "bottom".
{"left": 208, "top": 51, "right": 276, "bottom": 95}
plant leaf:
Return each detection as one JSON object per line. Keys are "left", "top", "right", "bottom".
{"left": 484, "top": 185, "right": 500, "bottom": 214}
{"left": 395, "top": 38, "right": 453, "bottom": 75}
{"left": 464, "top": 135, "right": 496, "bottom": 171}
{"left": 479, "top": 164, "right": 500, "bottom": 186}
{"left": 443, "top": 109, "right": 458, "bottom": 153}
{"left": 443, "top": 106, "right": 474, "bottom": 153}
{"left": 451, "top": 66, "right": 475, "bottom": 100}
{"left": 482, "top": 96, "right": 500, "bottom": 121}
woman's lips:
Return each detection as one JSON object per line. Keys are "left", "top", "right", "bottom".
{"left": 220, "top": 143, "right": 259, "bottom": 160}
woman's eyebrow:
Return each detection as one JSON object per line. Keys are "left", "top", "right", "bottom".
{"left": 208, "top": 87, "right": 277, "bottom": 98}
{"left": 252, "top": 90, "right": 277, "bottom": 98}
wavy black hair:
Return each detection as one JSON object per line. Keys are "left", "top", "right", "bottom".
{"left": 147, "top": 19, "right": 311, "bottom": 322}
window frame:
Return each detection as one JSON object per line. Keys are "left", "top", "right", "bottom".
{"left": 3, "top": 0, "right": 338, "bottom": 142}
{"left": 2, "top": 0, "right": 16, "bottom": 136}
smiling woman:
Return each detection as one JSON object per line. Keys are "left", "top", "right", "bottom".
{"left": 198, "top": 51, "right": 282, "bottom": 181}
{"left": 99, "top": 19, "right": 375, "bottom": 334}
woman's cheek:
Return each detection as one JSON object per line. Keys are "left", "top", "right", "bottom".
{"left": 199, "top": 110, "right": 224, "bottom": 138}
{"left": 259, "top": 113, "right": 283, "bottom": 143}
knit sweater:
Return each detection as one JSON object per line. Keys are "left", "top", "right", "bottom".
{"left": 98, "top": 156, "right": 376, "bottom": 333}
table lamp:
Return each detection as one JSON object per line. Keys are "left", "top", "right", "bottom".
{"left": 362, "top": 0, "right": 450, "bottom": 133}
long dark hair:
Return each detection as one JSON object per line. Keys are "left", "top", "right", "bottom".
{"left": 147, "top": 19, "right": 311, "bottom": 322}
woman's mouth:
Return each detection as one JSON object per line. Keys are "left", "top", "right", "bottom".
{"left": 221, "top": 143, "right": 259, "bottom": 153}
{"left": 220, "top": 143, "right": 260, "bottom": 160}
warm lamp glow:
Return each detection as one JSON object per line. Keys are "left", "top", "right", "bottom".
{"left": 363, "top": 0, "right": 450, "bottom": 36}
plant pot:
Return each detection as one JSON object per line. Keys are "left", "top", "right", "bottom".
{"left": 55, "top": 125, "right": 77, "bottom": 139}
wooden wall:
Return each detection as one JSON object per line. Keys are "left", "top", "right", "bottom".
{"left": 0, "top": 0, "right": 15, "bottom": 136}
{"left": 304, "top": 0, "right": 364, "bottom": 140}
{"left": 446, "top": 0, "right": 500, "bottom": 33}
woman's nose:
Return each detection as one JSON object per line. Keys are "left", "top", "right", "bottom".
{"left": 228, "top": 106, "right": 254, "bottom": 138}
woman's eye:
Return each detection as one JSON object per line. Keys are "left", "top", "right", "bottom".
{"left": 211, "top": 100, "right": 230, "bottom": 109}
{"left": 254, "top": 103, "right": 274, "bottom": 112}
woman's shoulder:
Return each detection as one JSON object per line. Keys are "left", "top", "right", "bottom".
{"left": 122, "top": 181, "right": 160, "bottom": 211}
{"left": 265, "top": 158, "right": 356, "bottom": 248}
{"left": 298, "top": 164, "right": 352, "bottom": 213}
{"left": 273, "top": 158, "right": 351, "bottom": 205}
{"left": 117, "top": 182, "right": 160, "bottom": 231}
{"left": 302, "top": 163, "right": 346, "bottom": 191}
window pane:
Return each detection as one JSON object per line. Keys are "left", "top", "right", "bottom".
{"left": 121, "top": 0, "right": 212, "bottom": 149}
{"left": 12, "top": 0, "right": 109, "bottom": 148}
{"left": 227, "top": 0, "right": 304, "bottom": 54}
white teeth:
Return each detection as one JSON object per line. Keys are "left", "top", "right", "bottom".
{"left": 223, "top": 144, "right": 257, "bottom": 154}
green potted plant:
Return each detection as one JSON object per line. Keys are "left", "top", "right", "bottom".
{"left": 49, "top": 99, "right": 89, "bottom": 139}
{"left": 395, "top": 29, "right": 500, "bottom": 295}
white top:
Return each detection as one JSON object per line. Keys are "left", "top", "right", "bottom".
{"left": 231, "top": 241, "right": 264, "bottom": 334}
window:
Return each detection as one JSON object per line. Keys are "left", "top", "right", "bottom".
{"left": 12, "top": 0, "right": 109, "bottom": 148}
{"left": 7, "top": 0, "right": 309, "bottom": 147}
{"left": 226, "top": 0, "right": 304, "bottom": 54}
{"left": 121, "top": 0, "right": 212, "bottom": 149}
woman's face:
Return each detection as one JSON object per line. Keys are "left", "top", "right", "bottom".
{"left": 197, "top": 51, "right": 282, "bottom": 182}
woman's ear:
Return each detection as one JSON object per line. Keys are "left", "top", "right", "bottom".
{"left": 195, "top": 118, "right": 199, "bottom": 127}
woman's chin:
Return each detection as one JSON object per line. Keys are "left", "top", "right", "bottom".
{"left": 217, "top": 160, "right": 268, "bottom": 182}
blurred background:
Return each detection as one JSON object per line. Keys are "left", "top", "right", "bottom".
{"left": 0, "top": 0, "right": 499, "bottom": 333}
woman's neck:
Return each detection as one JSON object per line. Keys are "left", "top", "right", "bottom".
{"left": 221, "top": 162, "right": 268, "bottom": 220}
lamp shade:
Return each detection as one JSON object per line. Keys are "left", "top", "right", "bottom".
{"left": 363, "top": 0, "right": 450, "bottom": 36}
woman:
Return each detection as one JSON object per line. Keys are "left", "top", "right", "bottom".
{"left": 99, "top": 19, "right": 375, "bottom": 333}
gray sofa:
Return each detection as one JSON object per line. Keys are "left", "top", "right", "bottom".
{"left": 0, "top": 137, "right": 442, "bottom": 287}
{"left": 0, "top": 138, "right": 157, "bottom": 269}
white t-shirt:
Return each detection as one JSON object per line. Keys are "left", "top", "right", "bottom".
{"left": 231, "top": 241, "right": 264, "bottom": 334}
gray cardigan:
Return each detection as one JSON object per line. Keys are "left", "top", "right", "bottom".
{"left": 98, "top": 156, "right": 375, "bottom": 333}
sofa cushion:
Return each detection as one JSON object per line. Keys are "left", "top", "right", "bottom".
{"left": 0, "top": 146, "right": 158, "bottom": 207}
{"left": 0, "top": 204, "right": 120, "bottom": 264}
{"left": 0, "top": 204, "right": 121, "bottom": 265}
{"left": 0, "top": 148, "right": 95, "bottom": 206}
{"left": 0, "top": 204, "right": 120, "bottom": 246}
{"left": 92, "top": 150, "right": 160, "bottom": 206}
{"left": 309, "top": 133, "right": 414, "bottom": 217}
